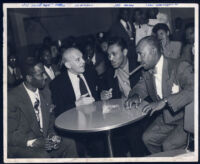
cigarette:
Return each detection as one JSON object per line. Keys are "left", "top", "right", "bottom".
{"left": 129, "top": 64, "right": 143, "bottom": 76}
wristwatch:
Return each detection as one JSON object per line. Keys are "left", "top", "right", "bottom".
{"left": 163, "top": 98, "right": 168, "bottom": 103}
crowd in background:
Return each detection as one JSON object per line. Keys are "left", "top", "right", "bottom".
{"left": 7, "top": 8, "right": 195, "bottom": 158}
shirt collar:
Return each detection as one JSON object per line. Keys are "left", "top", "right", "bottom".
{"left": 23, "top": 82, "right": 39, "bottom": 98}
{"left": 44, "top": 65, "right": 52, "bottom": 71}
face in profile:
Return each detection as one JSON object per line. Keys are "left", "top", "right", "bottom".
{"left": 185, "top": 27, "right": 194, "bottom": 44}
{"left": 136, "top": 41, "right": 159, "bottom": 70}
{"left": 64, "top": 49, "right": 85, "bottom": 75}
{"left": 107, "top": 43, "right": 127, "bottom": 69}
{"left": 29, "top": 63, "right": 47, "bottom": 89}
{"left": 41, "top": 50, "right": 52, "bottom": 67}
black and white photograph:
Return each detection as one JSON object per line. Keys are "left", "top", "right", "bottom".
{"left": 3, "top": 3, "right": 198, "bottom": 163}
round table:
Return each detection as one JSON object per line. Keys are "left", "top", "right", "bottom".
{"left": 55, "top": 98, "right": 148, "bottom": 157}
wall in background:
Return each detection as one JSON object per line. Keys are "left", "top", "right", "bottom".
{"left": 7, "top": 8, "right": 194, "bottom": 57}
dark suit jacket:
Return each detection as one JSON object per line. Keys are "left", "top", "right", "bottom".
{"left": 129, "top": 57, "right": 194, "bottom": 124}
{"left": 101, "top": 55, "right": 141, "bottom": 99}
{"left": 7, "top": 67, "right": 23, "bottom": 89}
{"left": 50, "top": 69, "right": 98, "bottom": 117}
{"left": 8, "top": 84, "right": 55, "bottom": 148}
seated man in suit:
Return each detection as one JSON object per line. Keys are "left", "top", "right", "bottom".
{"left": 50, "top": 47, "right": 98, "bottom": 117}
{"left": 100, "top": 37, "right": 144, "bottom": 157}
{"left": 7, "top": 60, "right": 78, "bottom": 158}
{"left": 50, "top": 47, "right": 105, "bottom": 157}
{"left": 125, "top": 36, "right": 194, "bottom": 154}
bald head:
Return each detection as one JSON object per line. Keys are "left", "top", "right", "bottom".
{"left": 136, "top": 36, "right": 161, "bottom": 70}
{"left": 62, "top": 47, "right": 85, "bottom": 75}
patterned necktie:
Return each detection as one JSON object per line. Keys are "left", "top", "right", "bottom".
{"left": 34, "top": 98, "right": 43, "bottom": 132}
{"left": 78, "top": 75, "right": 88, "bottom": 96}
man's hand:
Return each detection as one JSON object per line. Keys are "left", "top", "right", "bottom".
{"left": 100, "top": 88, "right": 113, "bottom": 100}
{"left": 124, "top": 94, "right": 142, "bottom": 109}
{"left": 142, "top": 100, "right": 166, "bottom": 116}
{"left": 75, "top": 94, "right": 95, "bottom": 106}
{"left": 32, "top": 138, "right": 54, "bottom": 151}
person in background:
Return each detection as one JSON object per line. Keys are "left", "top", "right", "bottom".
{"left": 181, "top": 23, "right": 194, "bottom": 65}
{"left": 147, "top": 8, "right": 170, "bottom": 30}
{"left": 109, "top": 8, "right": 139, "bottom": 69}
{"left": 7, "top": 54, "right": 23, "bottom": 90}
{"left": 125, "top": 36, "right": 193, "bottom": 154}
{"left": 39, "top": 46, "right": 60, "bottom": 86}
{"left": 132, "top": 8, "right": 153, "bottom": 45}
{"left": 153, "top": 23, "right": 182, "bottom": 59}
{"left": 172, "top": 17, "right": 184, "bottom": 42}
{"left": 8, "top": 59, "right": 78, "bottom": 158}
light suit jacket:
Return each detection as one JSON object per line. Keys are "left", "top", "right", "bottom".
{"left": 129, "top": 56, "right": 194, "bottom": 124}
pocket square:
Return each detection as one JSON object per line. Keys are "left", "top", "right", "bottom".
{"left": 171, "top": 83, "right": 180, "bottom": 94}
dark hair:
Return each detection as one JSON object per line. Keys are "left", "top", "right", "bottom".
{"left": 152, "top": 23, "right": 170, "bottom": 34}
{"left": 138, "top": 36, "right": 162, "bottom": 54}
{"left": 39, "top": 46, "right": 51, "bottom": 61}
{"left": 185, "top": 22, "right": 194, "bottom": 31}
{"left": 108, "top": 37, "right": 127, "bottom": 50}
{"left": 21, "top": 57, "right": 40, "bottom": 80}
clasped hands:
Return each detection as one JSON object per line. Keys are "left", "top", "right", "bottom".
{"left": 75, "top": 93, "right": 95, "bottom": 106}
{"left": 124, "top": 94, "right": 166, "bottom": 116}
{"left": 32, "top": 133, "right": 61, "bottom": 151}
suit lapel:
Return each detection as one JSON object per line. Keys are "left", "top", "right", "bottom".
{"left": 19, "top": 84, "right": 42, "bottom": 136}
{"left": 66, "top": 71, "right": 76, "bottom": 102}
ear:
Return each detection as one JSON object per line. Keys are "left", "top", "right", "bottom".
{"left": 151, "top": 47, "right": 157, "bottom": 55}
{"left": 167, "top": 31, "right": 170, "bottom": 36}
{"left": 26, "top": 75, "right": 32, "bottom": 83}
{"left": 64, "top": 62, "right": 71, "bottom": 69}
{"left": 123, "top": 48, "right": 128, "bottom": 57}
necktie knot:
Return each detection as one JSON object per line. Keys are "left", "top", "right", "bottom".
{"left": 34, "top": 98, "right": 40, "bottom": 110}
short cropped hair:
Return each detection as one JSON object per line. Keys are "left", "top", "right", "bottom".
{"left": 152, "top": 23, "right": 170, "bottom": 34}
{"left": 137, "top": 36, "right": 162, "bottom": 54}
{"left": 21, "top": 57, "right": 40, "bottom": 80}
{"left": 108, "top": 37, "right": 127, "bottom": 50}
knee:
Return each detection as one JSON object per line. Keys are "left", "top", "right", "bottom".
{"left": 162, "top": 141, "right": 174, "bottom": 151}
{"left": 142, "top": 131, "right": 151, "bottom": 145}
{"left": 34, "top": 149, "right": 50, "bottom": 158}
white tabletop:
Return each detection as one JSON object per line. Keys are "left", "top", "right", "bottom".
{"left": 55, "top": 98, "right": 148, "bottom": 133}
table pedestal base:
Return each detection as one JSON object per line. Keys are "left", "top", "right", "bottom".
{"left": 106, "top": 130, "right": 113, "bottom": 157}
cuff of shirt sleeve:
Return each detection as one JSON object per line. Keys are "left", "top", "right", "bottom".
{"left": 27, "top": 139, "right": 37, "bottom": 147}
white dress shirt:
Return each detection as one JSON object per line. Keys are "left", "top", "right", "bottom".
{"left": 153, "top": 55, "right": 164, "bottom": 99}
{"left": 68, "top": 71, "right": 93, "bottom": 101}
{"left": 44, "top": 65, "right": 55, "bottom": 80}
{"left": 134, "top": 23, "right": 153, "bottom": 45}
{"left": 8, "top": 66, "right": 15, "bottom": 75}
